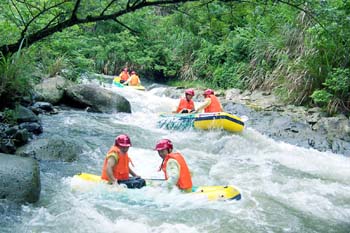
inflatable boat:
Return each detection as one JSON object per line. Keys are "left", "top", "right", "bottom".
{"left": 71, "top": 173, "right": 241, "bottom": 201}
{"left": 158, "top": 112, "right": 244, "bottom": 132}
{"left": 112, "top": 77, "right": 145, "bottom": 91}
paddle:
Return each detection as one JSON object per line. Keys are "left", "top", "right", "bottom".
{"left": 144, "top": 178, "right": 166, "bottom": 181}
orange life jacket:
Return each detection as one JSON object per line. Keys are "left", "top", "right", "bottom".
{"left": 176, "top": 97, "right": 195, "bottom": 113}
{"left": 120, "top": 71, "right": 129, "bottom": 82}
{"left": 204, "top": 95, "right": 222, "bottom": 113}
{"left": 161, "top": 152, "right": 192, "bottom": 190}
{"left": 101, "top": 146, "right": 131, "bottom": 181}
{"left": 129, "top": 75, "right": 140, "bottom": 86}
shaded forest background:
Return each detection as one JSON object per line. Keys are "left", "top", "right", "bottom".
{"left": 0, "top": 0, "right": 349, "bottom": 115}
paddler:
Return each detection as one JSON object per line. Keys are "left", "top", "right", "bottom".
{"left": 118, "top": 67, "right": 130, "bottom": 84}
{"left": 155, "top": 139, "right": 193, "bottom": 192}
{"left": 101, "top": 134, "right": 141, "bottom": 186}
{"left": 173, "top": 88, "right": 196, "bottom": 114}
{"left": 194, "top": 89, "right": 223, "bottom": 113}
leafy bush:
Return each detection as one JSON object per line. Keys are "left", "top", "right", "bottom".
{"left": 0, "top": 52, "right": 34, "bottom": 109}
{"left": 211, "top": 63, "right": 246, "bottom": 89}
{"left": 324, "top": 68, "right": 350, "bottom": 99}
{"left": 311, "top": 89, "right": 333, "bottom": 105}
{"left": 311, "top": 68, "right": 350, "bottom": 114}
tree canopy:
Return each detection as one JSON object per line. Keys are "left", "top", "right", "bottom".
{"left": 0, "top": 0, "right": 349, "bottom": 114}
{"left": 0, "top": 0, "right": 201, "bottom": 56}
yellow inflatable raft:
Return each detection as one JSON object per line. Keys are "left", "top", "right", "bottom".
{"left": 158, "top": 112, "right": 244, "bottom": 133}
{"left": 112, "top": 77, "right": 145, "bottom": 91}
{"left": 194, "top": 112, "right": 244, "bottom": 132}
{"left": 71, "top": 173, "right": 241, "bottom": 201}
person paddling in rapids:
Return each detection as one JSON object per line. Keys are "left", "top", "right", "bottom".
{"left": 124, "top": 70, "right": 141, "bottom": 86}
{"left": 118, "top": 67, "right": 130, "bottom": 84}
{"left": 194, "top": 89, "right": 223, "bottom": 113}
{"left": 101, "top": 134, "right": 141, "bottom": 186}
{"left": 155, "top": 139, "right": 192, "bottom": 192}
{"left": 173, "top": 88, "right": 195, "bottom": 114}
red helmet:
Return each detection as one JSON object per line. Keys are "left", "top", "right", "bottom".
{"left": 131, "top": 71, "right": 136, "bottom": 74}
{"left": 203, "top": 89, "right": 214, "bottom": 96}
{"left": 115, "top": 134, "right": 131, "bottom": 147}
{"left": 155, "top": 139, "right": 173, "bottom": 151}
{"left": 185, "top": 89, "right": 195, "bottom": 96}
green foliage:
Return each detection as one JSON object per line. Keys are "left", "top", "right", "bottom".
{"left": 324, "top": 68, "right": 350, "bottom": 98}
{"left": 2, "top": 108, "right": 17, "bottom": 125}
{"left": 311, "top": 68, "right": 350, "bottom": 113}
{"left": 1, "top": 0, "right": 350, "bottom": 114}
{"left": 311, "top": 90, "right": 333, "bottom": 105}
{"left": 46, "top": 56, "right": 70, "bottom": 77}
{"left": 0, "top": 52, "right": 34, "bottom": 109}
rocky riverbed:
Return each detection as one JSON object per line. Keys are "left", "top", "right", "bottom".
{"left": 158, "top": 86, "right": 350, "bottom": 157}
{"left": 0, "top": 75, "right": 349, "bottom": 204}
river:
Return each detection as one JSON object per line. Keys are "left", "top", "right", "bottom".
{"left": 1, "top": 83, "right": 350, "bottom": 233}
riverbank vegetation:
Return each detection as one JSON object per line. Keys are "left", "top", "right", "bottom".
{"left": 0, "top": 0, "right": 349, "bottom": 115}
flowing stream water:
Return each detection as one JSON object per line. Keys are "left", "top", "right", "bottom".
{"left": 1, "top": 83, "right": 350, "bottom": 233}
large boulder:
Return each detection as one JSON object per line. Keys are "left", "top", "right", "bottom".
{"left": 34, "top": 75, "right": 71, "bottom": 104}
{"left": 16, "top": 136, "right": 83, "bottom": 162}
{"left": 15, "top": 105, "right": 39, "bottom": 123}
{"left": 0, "top": 153, "right": 40, "bottom": 203}
{"left": 63, "top": 84, "right": 131, "bottom": 113}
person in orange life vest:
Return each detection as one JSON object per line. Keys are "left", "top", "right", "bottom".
{"left": 194, "top": 89, "right": 223, "bottom": 113}
{"left": 124, "top": 71, "right": 141, "bottom": 86}
{"left": 119, "top": 68, "right": 130, "bottom": 84}
{"left": 101, "top": 134, "right": 140, "bottom": 185}
{"left": 173, "top": 89, "right": 195, "bottom": 114}
{"left": 155, "top": 139, "right": 192, "bottom": 192}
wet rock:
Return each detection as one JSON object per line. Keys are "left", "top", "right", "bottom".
{"left": 220, "top": 87, "right": 350, "bottom": 156}
{"left": 331, "top": 139, "right": 350, "bottom": 157}
{"left": 4, "top": 126, "right": 19, "bottom": 137}
{"left": 305, "top": 112, "right": 323, "bottom": 125}
{"left": 313, "top": 116, "right": 350, "bottom": 140}
{"left": 13, "top": 129, "right": 29, "bottom": 146}
{"left": 20, "top": 95, "right": 33, "bottom": 107}
{"left": 0, "top": 139, "right": 16, "bottom": 154}
{"left": 0, "top": 153, "right": 40, "bottom": 203}
{"left": 63, "top": 84, "right": 131, "bottom": 113}
{"left": 19, "top": 122, "right": 43, "bottom": 135}
{"left": 15, "top": 106, "right": 39, "bottom": 123}
{"left": 29, "top": 102, "right": 55, "bottom": 115}
{"left": 16, "top": 136, "right": 83, "bottom": 162}
{"left": 34, "top": 75, "right": 71, "bottom": 104}
{"left": 223, "top": 102, "right": 256, "bottom": 119}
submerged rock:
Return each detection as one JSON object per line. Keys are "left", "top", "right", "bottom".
{"left": 0, "top": 153, "right": 40, "bottom": 203}
{"left": 16, "top": 136, "right": 83, "bottom": 162}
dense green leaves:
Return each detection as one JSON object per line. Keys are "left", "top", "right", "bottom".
{"left": 311, "top": 68, "right": 350, "bottom": 114}
{"left": 0, "top": 0, "right": 350, "bottom": 114}
{"left": 0, "top": 52, "right": 34, "bottom": 109}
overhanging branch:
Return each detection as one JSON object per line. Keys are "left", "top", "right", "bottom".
{"left": 113, "top": 18, "right": 140, "bottom": 34}
{"left": 0, "top": 0, "right": 198, "bottom": 56}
